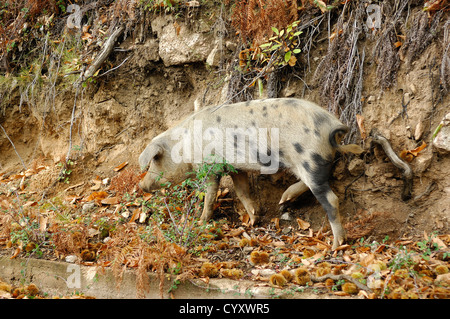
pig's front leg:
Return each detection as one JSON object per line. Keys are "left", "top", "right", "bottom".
{"left": 279, "top": 181, "right": 309, "bottom": 205}
{"left": 231, "top": 171, "right": 258, "bottom": 225}
{"left": 199, "top": 176, "right": 220, "bottom": 222}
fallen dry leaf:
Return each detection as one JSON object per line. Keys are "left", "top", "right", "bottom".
{"left": 113, "top": 162, "right": 128, "bottom": 172}
{"left": 86, "top": 191, "right": 108, "bottom": 202}
{"left": 39, "top": 216, "right": 48, "bottom": 232}
{"left": 400, "top": 142, "right": 427, "bottom": 162}
{"left": 227, "top": 227, "right": 245, "bottom": 237}
{"left": 432, "top": 236, "right": 447, "bottom": 250}
{"left": 288, "top": 55, "right": 297, "bottom": 67}
{"left": 10, "top": 246, "right": 22, "bottom": 259}
{"left": 90, "top": 176, "right": 102, "bottom": 191}
{"left": 129, "top": 208, "right": 141, "bottom": 223}
{"left": 101, "top": 196, "right": 120, "bottom": 205}
{"left": 271, "top": 217, "right": 280, "bottom": 230}
{"left": 356, "top": 114, "right": 367, "bottom": 139}
{"left": 297, "top": 218, "right": 311, "bottom": 230}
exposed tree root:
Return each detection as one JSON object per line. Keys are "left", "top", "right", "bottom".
{"left": 81, "top": 26, "right": 125, "bottom": 82}
{"left": 370, "top": 129, "right": 413, "bottom": 201}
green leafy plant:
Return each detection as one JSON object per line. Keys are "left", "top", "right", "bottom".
{"left": 57, "top": 159, "right": 74, "bottom": 184}
{"left": 142, "top": 0, "right": 181, "bottom": 13}
{"left": 146, "top": 157, "right": 236, "bottom": 251}
{"left": 238, "top": 20, "right": 302, "bottom": 76}
{"left": 259, "top": 21, "right": 302, "bottom": 68}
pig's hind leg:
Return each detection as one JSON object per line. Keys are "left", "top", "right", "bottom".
{"left": 294, "top": 155, "right": 346, "bottom": 250}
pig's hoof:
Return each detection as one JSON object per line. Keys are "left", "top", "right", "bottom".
{"left": 249, "top": 216, "right": 259, "bottom": 226}
{"left": 331, "top": 235, "right": 346, "bottom": 250}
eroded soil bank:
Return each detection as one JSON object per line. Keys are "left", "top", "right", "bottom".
{"left": 0, "top": 1, "right": 449, "bottom": 299}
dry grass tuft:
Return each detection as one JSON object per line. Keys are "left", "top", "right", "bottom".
{"left": 109, "top": 168, "right": 142, "bottom": 198}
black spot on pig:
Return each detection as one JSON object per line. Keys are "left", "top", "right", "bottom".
{"left": 285, "top": 99, "right": 297, "bottom": 106}
{"left": 293, "top": 142, "right": 304, "bottom": 154}
{"left": 303, "top": 161, "right": 311, "bottom": 172}
{"left": 313, "top": 112, "right": 330, "bottom": 128}
{"left": 310, "top": 152, "right": 332, "bottom": 186}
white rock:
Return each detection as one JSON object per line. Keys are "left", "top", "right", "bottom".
{"left": 433, "top": 113, "right": 450, "bottom": 154}
{"left": 156, "top": 19, "right": 213, "bottom": 66}
{"left": 414, "top": 120, "right": 424, "bottom": 141}
{"left": 206, "top": 44, "right": 222, "bottom": 67}
{"left": 82, "top": 202, "right": 96, "bottom": 212}
{"left": 259, "top": 269, "right": 276, "bottom": 277}
{"left": 367, "top": 95, "right": 376, "bottom": 102}
{"left": 413, "top": 152, "right": 433, "bottom": 174}
{"left": 65, "top": 255, "right": 78, "bottom": 263}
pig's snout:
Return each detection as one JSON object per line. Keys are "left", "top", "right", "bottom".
{"left": 138, "top": 172, "right": 152, "bottom": 192}
{"left": 138, "top": 180, "right": 148, "bottom": 192}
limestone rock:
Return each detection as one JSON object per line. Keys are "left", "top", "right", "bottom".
{"left": 433, "top": 113, "right": 450, "bottom": 154}
{"left": 206, "top": 44, "right": 221, "bottom": 67}
{"left": 348, "top": 158, "right": 365, "bottom": 176}
{"left": 413, "top": 151, "right": 433, "bottom": 175}
{"left": 152, "top": 16, "right": 214, "bottom": 66}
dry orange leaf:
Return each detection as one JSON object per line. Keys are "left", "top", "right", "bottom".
{"left": 271, "top": 217, "right": 280, "bottom": 230}
{"left": 86, "top": 191, "right": 108, "bottom": 202}
{"left": 227, "top": 227, "right": 245, "bottom": 237}
{"left": 288, "top": 55, "right": 297, "bottom": 67}
{"left": 81, "top": 32, "right": 93, "bottom": 41}
{"left": 39, "top": 216, "right": 48, "bottom": 232}
{"left": 394, "top": 41, "right": 402, "bottom": 48}
{"left": 129, "top": 208, "right": 141, "bottom": 223}
{"left": 241, "top": 213, "right": 250, "bottom": 225}
{"left": 142, "top": 193, "right": 153, "bottom": 202}
{"left": 409, "top": 142, "right": 427, "bottom": 156}
{"left": 113, "top": 162, "right": 128, "bottom": 172}
{"left": 297, "top": 218, "right": 311, "bottom": 230}
{"left": 400, "top": 142, "right": 427, "bottom": 162}
{"left": 101, "top": 196, "right": 120, "bottom": 205}
{"left": 10, "top": 247, "right": 22, "bottom": 259}
{"left": 356, "top": 114, "right": 367, "bottom": 139}
{"left": 173, "top": 21, "right": 181, "bottom": 36}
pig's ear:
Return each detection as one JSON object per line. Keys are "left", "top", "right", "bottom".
{"left": 139, "top": 143, "right": 164, "bottom": 171}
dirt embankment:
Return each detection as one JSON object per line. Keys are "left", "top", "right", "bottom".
{"left": 1, "top": 3, "right": 449, "bottom": 242}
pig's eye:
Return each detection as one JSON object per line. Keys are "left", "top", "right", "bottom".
{"left": 153, "top": 154, "right": 161, "bottom": 161}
